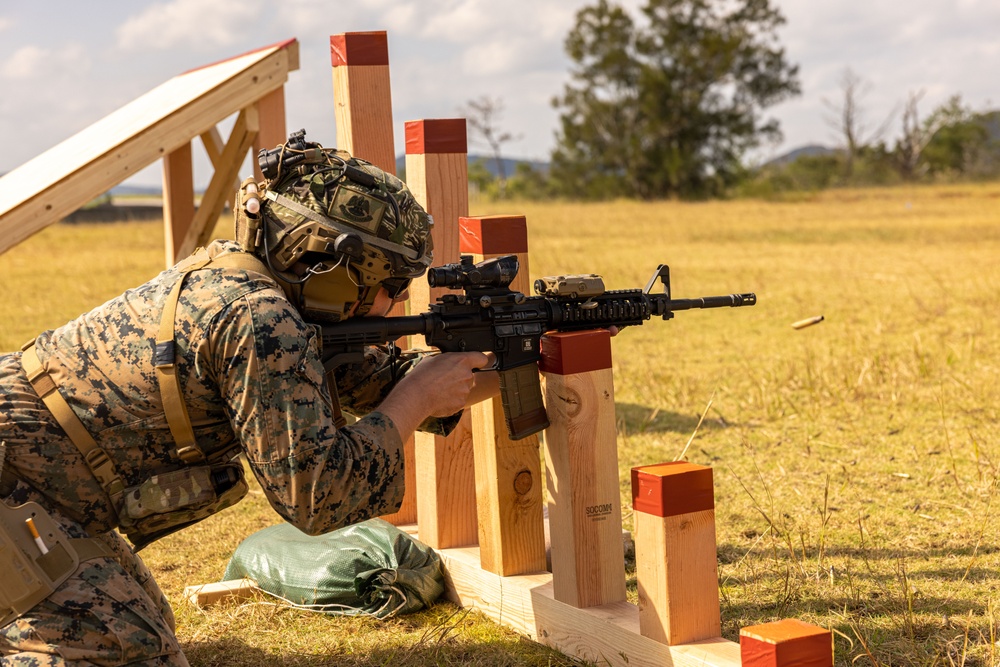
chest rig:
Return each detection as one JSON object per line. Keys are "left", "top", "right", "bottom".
{"left": 19, "top": 250, "right": 276, "bottom": 550}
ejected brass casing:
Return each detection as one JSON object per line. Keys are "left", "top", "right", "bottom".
{"left": 791, "top": 315, "right": 824, "bottom": 330}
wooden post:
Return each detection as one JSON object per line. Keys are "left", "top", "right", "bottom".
{"left": 631, "top": 461, "right": 721, "bottom": 644}
{"left": 740, "top": 619, "right": 833, "bottom": 667}
{"left": 252, "top": 87, "right": 289, "bottom": 181}
{"left": 459, "top": 215, "right": 547, "bottom": 576}
{"left": 330, "top": 31, "right": 396, "bottom": 174}
{"left": 539, "top": 330, "right": 626, "bottom": 608}
{"left": 329, "top": 30, "right": 417, "bottom": 525}
{"left": 162, "top": 141, "right": 194, "bottom": 265}
{"left": 405, "top": 118, "right": 477, "bottom": 549}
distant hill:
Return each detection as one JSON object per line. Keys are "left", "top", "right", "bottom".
{"left": 89, "top": 154, "right": 551, "bottom": 198}
{"left": 764, "top": 144, "right": 837, "bottom": 167}
{"left": 395, "top": 154, "right": 549, "bottom": 179}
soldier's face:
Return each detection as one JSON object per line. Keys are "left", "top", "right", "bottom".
{"left": 365, "top": 286, "right": 409, "bottom": 318}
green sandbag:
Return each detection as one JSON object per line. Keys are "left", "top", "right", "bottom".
{"left": 223, "top": 518, "right": 444, "bottom": 618}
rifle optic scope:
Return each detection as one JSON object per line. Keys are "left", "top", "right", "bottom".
{"left": 427, "top": 255, "right": 519, "bottom": 290}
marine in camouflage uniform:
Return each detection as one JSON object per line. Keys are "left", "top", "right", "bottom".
{"left": 0, "top": 138, "right": 459, "bottom": 665}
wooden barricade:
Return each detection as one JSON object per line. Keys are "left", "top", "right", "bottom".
{"left": 404, "top": 118, "right": 478, "bottom": 549}
{"left": 185, "top": 31, "right": 838, "bottom": 666}
{"left": 459, "top": 215, "right": 547, "bottom": 576}
{"left": 539, "top": 330, "right": 627, "bottom": 608}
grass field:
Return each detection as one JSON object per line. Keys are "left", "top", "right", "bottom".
{"left": 2, "top": 182, "right": 1000, "bottom": 665}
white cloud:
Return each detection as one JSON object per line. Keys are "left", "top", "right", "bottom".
{"left": 116, "top": 0, "right": 267, "bottom": 51}
{"left": 0, "top": 17, "right": 12, "bottom": 33}
{"left": 0, "top": 44, "right": 89, "bottom": 80}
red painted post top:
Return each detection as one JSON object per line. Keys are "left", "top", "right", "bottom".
{"left": 459, "top": 216, "right": 528, "bottom": 255}
{"left": 539, "top": 330, "right": 612, "bottom": 376}
{"left": 631, "top": 461, "right": 714, "bottom": 518}
{"left": 405, "top": 119, "right": 468, "bottom": 155}
{"left": 740, "top": 619, "right": 833, "bottom": 667}
{"left": 330, "top": 32, "right": 389, "bottom": 67}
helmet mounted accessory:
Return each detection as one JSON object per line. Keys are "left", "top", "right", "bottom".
{"left": 247, "top": 129, "right": 433, "bottom": 323}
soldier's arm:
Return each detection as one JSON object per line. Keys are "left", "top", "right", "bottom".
{"left": 209, "top": 290, "right": 406, "bottom": 535}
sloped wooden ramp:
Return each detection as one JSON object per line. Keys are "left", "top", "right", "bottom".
{"left": 0, "top": 38, "right": 299, "bottom": 265}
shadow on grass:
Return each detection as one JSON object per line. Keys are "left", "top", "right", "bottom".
{"left": 615, "top": 402, "right": 730, "bottom": 435}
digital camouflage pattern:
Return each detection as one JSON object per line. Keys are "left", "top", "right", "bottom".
{"left": 0, "top": 239, "right": 456, "bottom": 663}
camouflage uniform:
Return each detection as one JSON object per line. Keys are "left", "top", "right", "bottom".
{"left": 0, "top": 240, "right": 456, "bottom": 665}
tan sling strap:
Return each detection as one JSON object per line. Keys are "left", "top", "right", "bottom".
{"left": 21, "top": 341, "right": 125, "bottom": 502}
{"left": 155, "top": 250, "right": 276, "bottom": 464}
{"left": 155, "top": 255, "right": 213, "bottom": 463}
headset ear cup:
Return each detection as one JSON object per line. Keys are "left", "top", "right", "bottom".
{"left": 333, "top": 233, "right": 364, "bottom": 262}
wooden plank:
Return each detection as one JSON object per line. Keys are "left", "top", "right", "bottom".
{"left": 175, "top": 105, "right": 258, "bottom": 259}
{"left": 740, "top": 619, "right": 833, "bottom": 667}
{"left": 183, "top": 578, "right": 260, "bottom": 607}
{"left": 0, "top": 40, "right": 298, "bottom": 256}
{"left": 404, "top": 119, "right": 475, "bottom": 549}
{"left": 435, "top": 543, "right": 742, "bottom": 667}
{"left": 539, "top": 330, "right": 627, "bottom": 608}
{"left": 633, "top": 462, "right": 721, "bottom": 645}
{"left": 460, "top": 215, "right": 546, "bottom": 576}
{"left": 162, "top": 141, "right": 195, "bottom": 266}
{"left": 329, "top": 30, "right": 418, "bottom": 526}
{"left": 199, "top": 126, "right": 240, "bottom": 214}
{"left": 252, "top": 86, "right": 288, "bottom": 181}
{"left": 330, "top": 31, "right": 396, "bottom": 174}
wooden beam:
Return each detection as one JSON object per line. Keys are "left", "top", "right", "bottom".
{"left": 183, "top": 579, "right": 260, "bottom": 607}
{"left": 0, "top": 39, "right": 298, "bottom": 257}
{"left": 330, "top": 31, "right": 396, "bottom": 174}
{"left": 174, "top": 105, "right": 259, "bottom": 260}
{"left": 460, "top": 215, "right": 547, "bottom": 576}
{"left": 252, "top": 86, "right": 288, "bottom": 181}
{"left": 632, "top": 462, "right": 721, "bottom": 645}
{"left": 539, "top": 330, "right": 627, "bottom": 608}
{"left": 329, "top": 30, "right": 417, "bottom": 525}
{"left": 199, "top": 127, "right": 240, "bottom": 222}
{"left": 162, "top": 141, "right": 195, "bottom": 267}
{"left": 405, "top": 118, "right": 476, "bottom": 549}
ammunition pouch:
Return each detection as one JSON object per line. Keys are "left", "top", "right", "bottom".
{"left": 0, "top": 500, "right": 112, "bottom": 627}
{"left": 119, "top": 459, "right": 249, "bottom": 551}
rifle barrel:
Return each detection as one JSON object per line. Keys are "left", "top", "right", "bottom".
{"left": 667, "top": 293, "right": 756, "bottom": 311}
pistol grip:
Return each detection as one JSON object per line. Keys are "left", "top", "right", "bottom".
{"left": 498, "top": 364, "right": 550, "bottom": 440}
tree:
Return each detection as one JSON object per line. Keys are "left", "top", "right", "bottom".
{"left": 822, "top": 68, "right": 895, "bottom": 179}
{"left": 921, "top": 95, "right": 992, "bottom": 177}
{"left": 550, "top": 0, "right": 800, "bottom": 200}
{"left": 460, "top": 95, "right": 520, "bottom": 198}
{"left": 894, "top": 90, "right": 937, "bottom": 181}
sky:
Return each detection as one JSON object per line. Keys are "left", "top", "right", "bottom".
{"left": 0, "top": 0, "right": 997, "bottom": 189}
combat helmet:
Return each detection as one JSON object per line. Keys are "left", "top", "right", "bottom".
{"left": 234, "top": 129, "right": 433, "bottom": 322}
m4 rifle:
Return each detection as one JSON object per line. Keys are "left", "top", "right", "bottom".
{"left": 317, "top": 255, "right": 756, "bottom": 440}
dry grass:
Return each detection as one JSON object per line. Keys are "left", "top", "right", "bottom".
{"left": 2, "top": 182, "right": 1000, "bottom": 665}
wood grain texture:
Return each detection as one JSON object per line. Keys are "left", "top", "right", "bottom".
{"left": 465, "top": 221, "right": 546, "bottom": 576}
{"left": 636, "top": 508, "right": 721, "bottom": 645}
{"left": 405, "top": 139, "right": 475, "bottom": 549}
{"left": 332, "top": 63, "right": 396, "bottom": 173}
{"left": 435, "top": 543, "right": 742, "bottom": 667}
{"left": 541, "top": 351, "right": 627, "bottom": 608}
{"left": 162, "top": 141, "right": 194, "bottom": 266}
